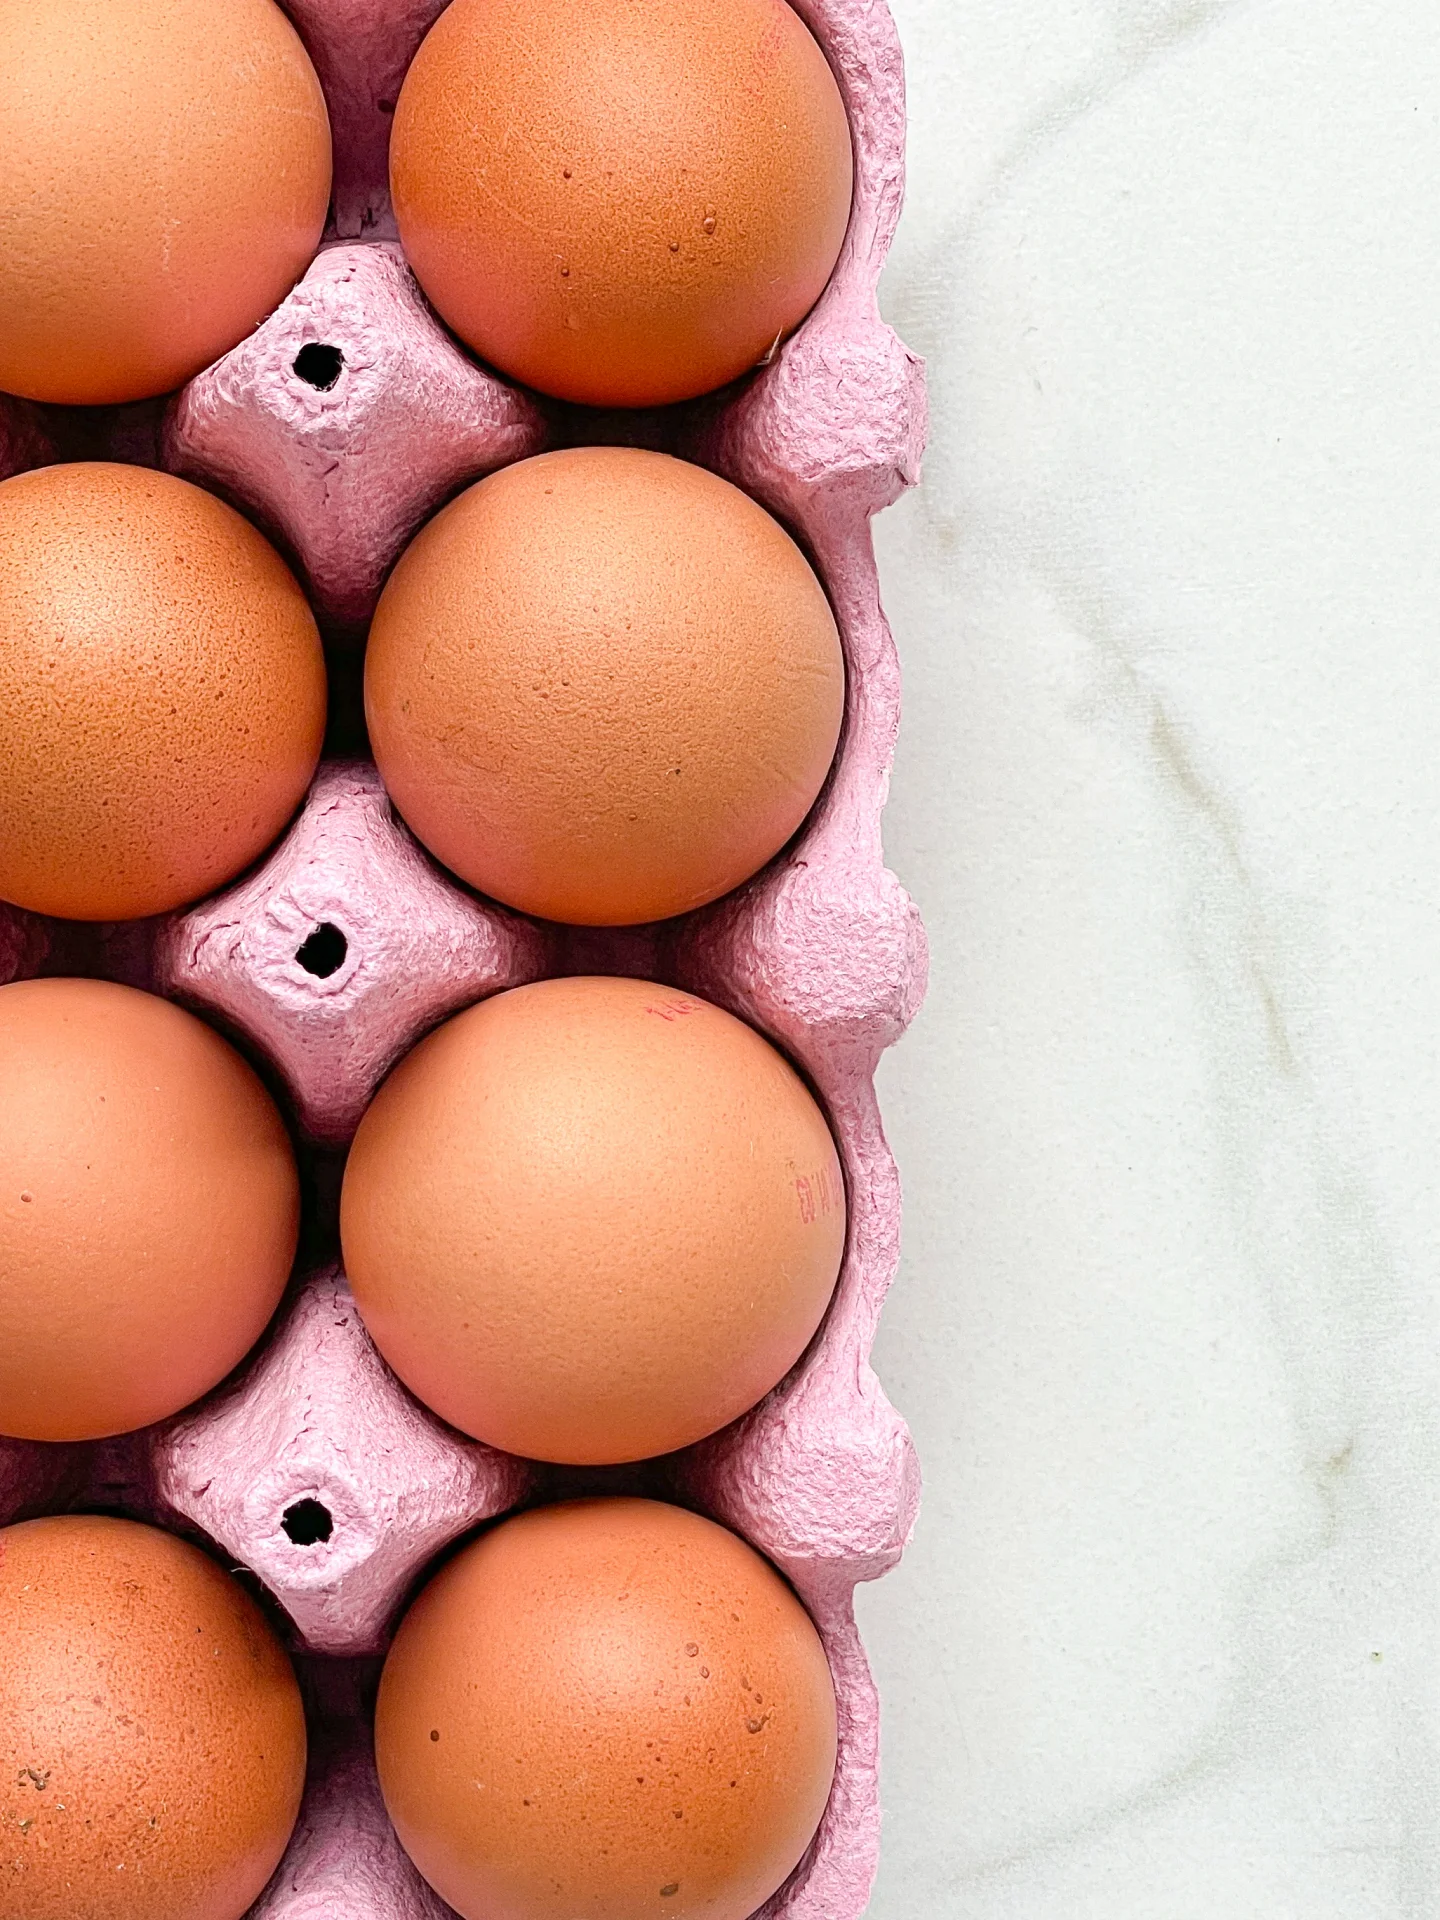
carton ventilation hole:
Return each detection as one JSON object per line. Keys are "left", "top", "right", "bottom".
{"left": 282, "top": 1499, "right": 334, "bottom": 1546}
{"left": 295, "top": 923, "right": 347, "bottom": 978}
{"left": 293, "top": 343, "right": 344, "bottom": 390}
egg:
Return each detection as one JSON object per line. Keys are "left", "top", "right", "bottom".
{"left": 340, "top": 975, "right": 844, "bottom": 1465}
{"left": 364, "top": 447, "right": 844, "bottom": 927}
{"left": 375, "top": 1498, "right": 837, "bottom": 1920}
{"left": 0, "top": 978, "right": 299, "bottom": 1442}
{"left": 0, "top": 0, "right": 331, "bottom": 406}
{"left": 0, "top": 1514, "right": 307, "bottom": 1920}
{"left": 0, "top": 463, "right": 326, "bottom": 922}
{"left": 389, "top": 0, "right": 853, "bottom": 407}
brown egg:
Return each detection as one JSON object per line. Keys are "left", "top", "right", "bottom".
{"left": 0, "top": 0, "right": 331, "bottom": 406}
{"left": 390, "top": 0, "right": 852, "bottom": 407}
{"left": 0, "top": 463, "right": 326, "bottom": 922}
{"left": 340, "top": 976, "right": 844, "bottom": 1465}
{"left": 364, "top": 448, "right": 844, "bottom": 927}
{"left": 0, "top": 1514, "right": 306, "bottom": 1920}
{"left": 0, "top": 978, "right": 299, "bottom": 1442}
{"left": 376, "top": 1499, "right": 837, "bottom": 1920}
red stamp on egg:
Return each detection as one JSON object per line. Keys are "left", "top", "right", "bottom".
{"left": 794, "top": 1164, "right": 840, "bottom": 1225}
{"left": 646, "top": 998, "right": 702, "bottom": 1023}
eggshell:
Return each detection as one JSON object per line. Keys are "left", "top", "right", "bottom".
{"left": 0, "top": 463, "right": 326, "bottom": 922}
{"left": 339, "top": 976, "right": 845, "bottom": 1465}
{"left": 374, "top": 1499, "right": 837, "bottom": 1920}
{"left": 0, "top": 0, "right": 331, "bottom": 406}
{"left": 0, "top": 1513, "right": 307, "bottom": 1920}
{"left": 0, "top": 978, "right": 299, "bottom": 1443}
{"left": 364, "top": 447, "right": 844, "bottom": 927}
{"left": 389, "top": 0, "right": 853, "bottom": 406}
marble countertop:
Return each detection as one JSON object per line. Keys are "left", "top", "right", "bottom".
{"left": 861, "top": 1, "right": 1440, "bottom": 1911}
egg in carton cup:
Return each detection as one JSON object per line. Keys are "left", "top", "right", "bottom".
{"left": 0, "top": 0, "right": 927, "bottom": 1915}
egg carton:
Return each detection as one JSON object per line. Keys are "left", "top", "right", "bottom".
{"left": 0, "top": 1, "right": 927, "bottom": 1916}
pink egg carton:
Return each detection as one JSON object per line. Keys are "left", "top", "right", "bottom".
{"left": 0, "top": 1, "right": 926, "bottom": 1915}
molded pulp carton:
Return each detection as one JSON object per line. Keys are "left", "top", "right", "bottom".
{"left": 0, "top": 3, "right": 927, "bottom": 1913}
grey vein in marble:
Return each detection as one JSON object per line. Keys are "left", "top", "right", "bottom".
{"left": 864, "top": 1, "right": 1440, "bottom": 1912}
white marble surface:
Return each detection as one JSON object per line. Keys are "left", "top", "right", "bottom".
{"left": 859, "top": 1, "right": 1440, "bottom": 1911}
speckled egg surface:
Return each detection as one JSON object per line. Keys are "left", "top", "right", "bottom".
{"left": 374, "top": 1499, "right": 838, "bottom": 1920}
{"left": 390, "top": 0, "right": 853, "bottom": 406}
{"left": 0, "top": 462, "right": 326, "bottom": 922}
{"left": 0, "top": 1513, "right": 307, "bottom": 1920}
{"left": 0, "top": 978, "right": 299, "bottom": 1443}
{"left": 0, "top": 0, "right": 331, "bottom": 406}
{"left": 364, "top": 447, "right": 844, "bottom": 927}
